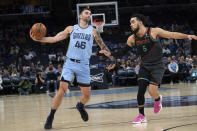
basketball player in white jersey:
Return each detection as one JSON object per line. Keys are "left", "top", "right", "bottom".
{"left": 30, "top": 8, "right": 115, "bottom": 129}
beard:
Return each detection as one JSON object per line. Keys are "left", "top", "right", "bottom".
{"left": 83, "top": 17, "right": 91, "bottom": 23}
{"left": 132, "top": 25, "right": 140, "bottom": 34}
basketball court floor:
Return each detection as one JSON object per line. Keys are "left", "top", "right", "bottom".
{"left": 0, "top": 83, "right": 197, "bottom": 131}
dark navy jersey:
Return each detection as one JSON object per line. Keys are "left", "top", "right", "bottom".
{"left": 134, "top": 27, "right": 163, "bottom": 66}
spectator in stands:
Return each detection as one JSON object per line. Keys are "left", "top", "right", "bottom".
{"left": 178, "top": 56, "right": 187, "bottom": 82}
{"left": 184, "top": 39, "right": 191, "bottom": 56}
{"left": 116, "top": 59, "right": 121, "bottom": 69}
{"left": 46, "top": 67, "right": 58, "bottom": 93}
{"left": 125, "top": 60, "right": 132, "bottom": 69}
{"left": 163, "top": 38, "right": 173, "bottom": 45}
{"left": 168, "top": 56, "right": 179, "bottom": 83}
{"left": 162, "top": 45, "right": 171, "bottom": 57}
{"left": 176, "top": 47, "right": 184, "bottom": 58}
{"left": 24, "top": 51, "right": 32, "bottom": 61}
{"left": 17, "top": 57, "right": 24, "bottom": 71}
{"left": 11, "top": 68, "right": 19, "bottom": 77}
{"left": 172, "top": 55, "right": 178, "bottom": 63}
{"left": 20, "top": 66, "right": 30, "bottom": 77}
{"left": 187, "top": 65, "right": 197, "bottom": 82}
{"left": 167, "top": 57, "right": 171, "bottom": 65}
{"left": 168, "top": 43, "right": 178, "bottom": 56}
{"left": 129, "top": 52, "right": 136, "bottom": 61}
{"left": 193, "top": 55, "right": 197, "bottom": 65}
{"left": 130, "top": 61, "right": 136, "bottom": 69}
{"left": 45, "top": 62, "right": 55, "bottom": 73}
{"left": 29, "top": 62, "right": 36, "bottom": 75}
{"left": 35, "top": 71, "right": 45, "bottom": 94}
{"left": 36, "top": 60, "right": 44, "bottom": 72}
{"left": 1, "top": 68, "right": 11, "bottom": 90}
{"left": 18, "top": 78, "right": 32, "bottom": 95}
{"left": 186, "top": 58, "right": 193, "bottom": 73}
{"left": 120, "top": 60, "right": 126, "bottom": 69}
{"left": 2, "top": 68, "right": 10, "bottom": 78}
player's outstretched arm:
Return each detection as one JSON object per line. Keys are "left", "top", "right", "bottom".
{"left": 154, "top": 27, "right": 197, "bottom": 40}
{"left": 93, "top": 29, "right": 115, "bottom": 70}
{"left": 93, "top": 29, "right": 114, "bottom": 58}
{"left": 100, "top": 35, "right": 134, "bottom": 58}
{"left": 30, "top": 26, "right": 74, "bottom": 43}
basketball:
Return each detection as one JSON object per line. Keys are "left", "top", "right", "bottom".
{"left": 31, "top": 23, "right": 46, "bottom": 39}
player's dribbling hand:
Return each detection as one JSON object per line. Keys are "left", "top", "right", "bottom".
{"left": 188, "top": 35, "right": 197, "bottom": 40}
{"left": 29, "top": 29, "right": 40, "bottom": 42}
{"left": 99, "top": 50, "right": 111, "bottom": 56}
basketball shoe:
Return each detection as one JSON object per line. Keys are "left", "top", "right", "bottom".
{"left": 76, "top": 102, "right": 88, "bottom": 121}
{"left": 44, "top": 115, "right": 53, "bottom": 129}
{"left": 132, "top": 114, "right": 147, "bottom": 124}
{"left": 154, "top": 95, "right": 162, "bottom": 114}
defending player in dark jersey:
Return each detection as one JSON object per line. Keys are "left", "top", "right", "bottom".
{"left": 100, "top": 14, "right": 197, "bottom": 123}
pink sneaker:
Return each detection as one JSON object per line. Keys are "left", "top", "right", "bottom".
{"left": 154, "top": 95, "right": 162, "bottom": 114}
{"left": 132, "top": 114, "right": 147, "bottom": 124}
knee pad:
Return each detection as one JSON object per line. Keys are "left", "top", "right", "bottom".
{"left": 137, "top": 79, "right": 149, "bottom": 105}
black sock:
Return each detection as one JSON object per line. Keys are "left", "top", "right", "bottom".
{"left": 139, "top": 107, "right": 144, "bottom": 116}
{"left": 48, "top": 108, "right": 56, "bottom": 119}
{"left": 155, "top": 96, "right": 160, "bottom": 101}
{"left": 78, "top": 102, "right": 84, "bottom": 108}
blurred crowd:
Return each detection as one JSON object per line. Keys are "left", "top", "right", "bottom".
{"left": 0, "top": 0, "right": 49, "bottom": 14}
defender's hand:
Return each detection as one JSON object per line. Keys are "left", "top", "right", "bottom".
{"left": 99, "top": 50, "right": 111, "bottom": 57}
{"left": 188, "top": 35, "right": 197, "bottom": 40}
{"left": 106, "top": 64, "right": 115, "bottom": 70}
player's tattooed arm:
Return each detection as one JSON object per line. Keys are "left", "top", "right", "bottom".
{"left": 93, "top": 29, "right": 115, "bottom": 62}
{"left": 94, "top": 31, "right": 109, "bottom": 51}
{"left": 100, "top": 35, "right": 134, "bottom": 58}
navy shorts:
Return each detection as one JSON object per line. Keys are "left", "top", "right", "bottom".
{"left": 138, "top": 64, "right": 165, "bottom": 85}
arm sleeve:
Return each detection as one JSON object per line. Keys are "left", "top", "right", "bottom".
{"left": 111, "top": 44, "right": 132, "bottom": 58}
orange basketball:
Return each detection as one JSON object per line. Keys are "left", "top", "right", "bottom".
{"left": 31, "top": 23, "right": 46, "bottom": 39}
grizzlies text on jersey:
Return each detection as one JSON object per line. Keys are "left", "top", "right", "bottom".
{"left": 66, "top": 24, "right": 94, "bottom": 61}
